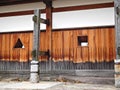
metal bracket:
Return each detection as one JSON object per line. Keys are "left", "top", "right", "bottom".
{"left": 33, "top": 15, "right": 49, "bottom": 25}
{"left": 116, "top": 5, "right": 120, "bottom": 16}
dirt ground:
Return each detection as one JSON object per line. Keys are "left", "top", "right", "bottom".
{"left": 0, "top": 76, "right": 117, "bottom": 90}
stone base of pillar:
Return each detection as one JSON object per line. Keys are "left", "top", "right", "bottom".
{"left": 115, "top": 62, "right": 120, "bottom": 88}
{"left": 30, "top": 73, "right": 39, "bottom": 83}
{"left": 30, "top": 60, "right": 39, "bottom": 83}
{"left": 115, "top": 78, "right": 120, "bottom": 88}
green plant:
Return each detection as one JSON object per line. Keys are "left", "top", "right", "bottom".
{"left": 118, "top": 53, "right": 120, "bottom": 58}
{"left": 32, "top": 15, "right": 37, "bottom": 23}
{"left": 31, "top": 50, "right": 37, "bottom": 58}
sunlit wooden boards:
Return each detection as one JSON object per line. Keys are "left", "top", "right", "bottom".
{"left": 0, "top": 27, "right": 115, "bottom": 63}
{"left": 52, "top": 27, "right": 115, "bottom": 63}
{"left": 0, "top": 32, "right": 30, "bottom": 62}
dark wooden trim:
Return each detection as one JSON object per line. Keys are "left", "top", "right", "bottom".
{"left": 0, "top": 2, "right": 114, "bottom": 17}
{"left": 0, "top": 31, "right": 33, "bottom": 34}
{"left": 53, "top": 2, "right": 114, "bottom": 12}
{"left": 52, "top": 25, "right": 115, "bottom": 32}
{"left": 0, "top": 10, "right": 45, "bottom": 17}
{"left": 43, "top": 0, "right": 52, "bottom": 8}
{"left": 0, "top": 25, "right": 114, "bottom": 34}
{"left": 0, "top": 0, "right": 55, "bottom": 6}
{"left": 0, "top": 10, "right": 33, "bottom": 17}
{"left": 0, "top": 0, "right": 42, "bottom": 6}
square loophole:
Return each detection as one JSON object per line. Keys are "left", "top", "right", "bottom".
{"left": 77, "top": 36, "right": 88, "bottom": 46}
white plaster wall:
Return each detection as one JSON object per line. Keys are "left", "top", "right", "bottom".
{"left": 0, "top": 14, "right": 46, "bottom": 32}
{"left": 0, "top": 7, "right": 114, "bottom": 32}
{"left": 53, "top": 7, "right": 114, "bottom": 29}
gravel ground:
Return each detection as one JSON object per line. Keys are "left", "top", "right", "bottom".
{"left": 46, "top": 82, "right": 116, "bottom": 90}
{"left": 0, "top": 76, "right": 117, "bottom": 90}
{"left": 0, "top": 81, "right": 117, "bottom": 90}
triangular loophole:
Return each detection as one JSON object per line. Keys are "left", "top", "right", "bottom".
{"left": 14, "top": 38, "right": 25, "bottom": 48}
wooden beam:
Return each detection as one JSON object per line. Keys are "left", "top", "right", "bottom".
{"left": 0, "top": 2, "right": 114, "bottom": 17}
{"left": 46, "top": 1, "right": 52, "bottom": 61}
{"left": 42, "top": 0, "right": 52, "bottom": 8}
{"left": 30, "top": 9, "right": 40, "bottom": 83}
{"left": 114, "top": 0, "right": 120, "bottom": 88}
{"left": 32, "top": 10, "right": 40, "bottom": 61}
{"left": 0, "top": 0, "right": 42, "bottom": 6}
{"left": 53, "top": 2, "right": 114, "bottom": 12}
{"left": 40, "top": 18, "right": 49, "bottom": 25}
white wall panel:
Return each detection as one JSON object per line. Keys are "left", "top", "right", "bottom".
{"left": 53, "top": 7, "right": 114, "bottom": 29}
{"left": 0, "top": 8, "right": 114, "bottom": 32}
{"left": 0, "top": 14, "right": 46, "bottom": 32}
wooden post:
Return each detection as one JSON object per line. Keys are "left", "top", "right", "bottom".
{"left": 30, "top": 9, "right": 40, "bottom": 83}
{"left": 46, "top": 2, "right": 52, "bottom": 70}
{"left": 114, "top": 0, "right": 120, "bottom": 87}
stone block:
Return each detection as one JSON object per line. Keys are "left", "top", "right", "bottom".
{"left": 115, "top": 64, "right": 120, "bottom": 72}
{"left": 115, "top": 74, "right": 120, "bottom": 88}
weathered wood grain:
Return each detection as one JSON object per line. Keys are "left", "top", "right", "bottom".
{"left": 0, "top": 27, "right": 115, "bottom": 63}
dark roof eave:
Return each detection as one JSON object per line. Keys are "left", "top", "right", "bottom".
{"left": 0, "top": 0, "right": 43, "bottom": 6}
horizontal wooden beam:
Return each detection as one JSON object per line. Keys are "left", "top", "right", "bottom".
{"left": 40, "top": 18, "right": 49, "bottom": 25}
{"left": 0, "top": 25, "right": 114, "bottom": 34}
{"left": 53, "top": 2, "right": 114, "bottom": 12}
{"left": 0, "top": 2, "right": 114, "bottom": 17}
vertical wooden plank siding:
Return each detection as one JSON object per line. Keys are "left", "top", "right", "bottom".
{"left": 19, "top": 33, "right": 30, "bottom": 62}
{"left": 0, "top": 27, "right": 115, "bottom": 63}
{"left": 4, "top": 34, "right": 10, "bottom": 61}
{"left": 10, "top": 33, "right": 20, "bottom": 61}
{"left": 51, "top": 27, "right": 115, "bottom": 63}
{"left": 63, "top": 31, "right": 71, "bottom": 61}
{"left": 52, "top": 31, "right": 63, "bottom": 62}
{"left": 39, "top": 32, "right": 48, "bottom": 61}
{"left": 88, "top": 29, "right": 95, "bottom": 62}
{"left": 29, "top": 32, "right": 33, "bottom": 61}
{"left": 0, "top": 34, "right": 2, "bottom": 60}
{"left": 1, "top": 34, "right": 5, "bottom": 60}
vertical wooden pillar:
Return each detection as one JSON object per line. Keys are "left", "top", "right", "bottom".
{"left": 115, "top": 0, "right": 120, "bottom": 87}
{"left": 30, "top": 9, "right": 40, "bottom": 83}
{"left": 46, "top": 2, "right": 52, "bottom": 61}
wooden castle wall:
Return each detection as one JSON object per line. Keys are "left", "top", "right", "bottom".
{"left": 0, "top": 27, "right": 115, "bottom": 64}
{"left": 52, "top": 27, "right": 115, "bottom": 63}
